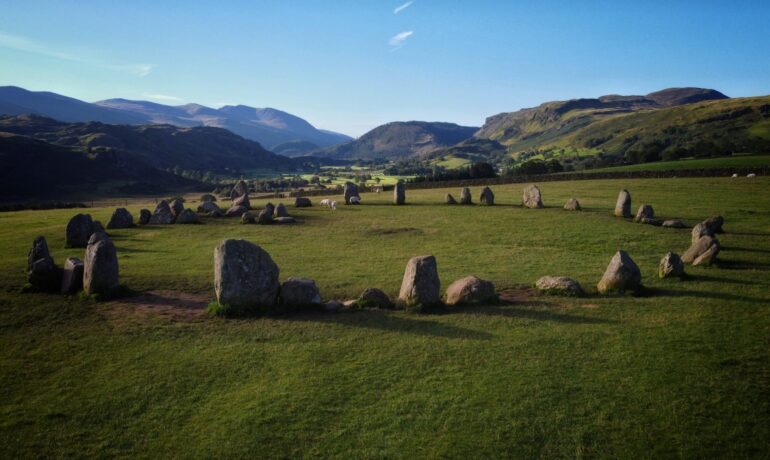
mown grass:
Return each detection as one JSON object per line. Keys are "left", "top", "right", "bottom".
{"left": 1, "top": 177, "right": 769, "bottom": 458}
{"left": 585, "top": 154, "right": 770, "bottom": 173}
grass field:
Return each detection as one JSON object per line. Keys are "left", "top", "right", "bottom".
{"left": 1, "top": 177, "right": 769, "bottom": 457}
{"left": 585, "top": 154, "right": 770, "bottom": 173}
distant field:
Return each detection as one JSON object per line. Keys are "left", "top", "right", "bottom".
{"left": 585, "top": 154, "right": 770, "bottom": 173}
{"left": 1, "top": 177, "right": 769, "bottom": 457}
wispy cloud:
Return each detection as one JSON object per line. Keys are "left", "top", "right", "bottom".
{"left": 0, "top": 30, "right": 153, "bottom": 77}
{"left": 394, "top": 1, "right": 415, "bottom": 14}
{"left": 389, "top": 30, "right": 414, "bottom": 50}
{"left": 142, "top": 93, "right": 184, "bottom": 103}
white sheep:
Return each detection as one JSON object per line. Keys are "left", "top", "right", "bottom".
{"left": 330, "top": 200, "right": 337, "bottom": 210}
{"left": 350, "top": 196, "right": 361, "bottom": 204}
{"left": 731, "top": 173, "right": 739, "bottom": 178}
{"left": 320, "top": 198, "right": 331, "bottom": 207}
{"left": 747, "top": 173, "right": 756, "bottom": 178}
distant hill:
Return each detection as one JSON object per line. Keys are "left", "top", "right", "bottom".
{"left": 0, "top": 86, "right": 352, "bottom": 150}
{"left": 271, "top": 140, "right": 321, "bottom": 157}
{"left": 312, "top": 121, "right": 478, "bottom": 160}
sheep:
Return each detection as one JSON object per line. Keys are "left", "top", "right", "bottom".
{"left": 330, "top": 200, "right": 337, "bottom": 210}
{"left": 350, "top": 196, "right": 361, "bottom": 205}
{"left": 320, "top": 198, "right": 331, "bottom": 207}
{"left": 747, "top": 173, "right": 757, "bottom": 178}
{"left": 731, "top": 173, "right": 739, "bottom": 178}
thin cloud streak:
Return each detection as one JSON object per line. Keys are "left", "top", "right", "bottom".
{"left": 394, "top": 1, "right": 414, "bottom": 14}
{"left": 142, "top": 93, "right": 184, "bottom": 103}
{"left": 389, "top": 30, "right": 414, "bottom": 49}
{"left": 0, "top": 31, "right": 153, "bottom": 77}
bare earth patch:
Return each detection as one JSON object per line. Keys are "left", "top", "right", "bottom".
{"left": 103, "top": 290, "right": 210, "bottom": 325}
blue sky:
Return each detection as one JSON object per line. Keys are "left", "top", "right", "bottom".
{"left": 1, "top": 0, "right": 769, "bottom": 136}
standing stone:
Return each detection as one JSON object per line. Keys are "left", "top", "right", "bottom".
{"left": 138, "top": 209, "right": 151, "bottom": 225}
{"left": 535, "top": 276, "right": 585, "bottom": 296}
{"left": 149, "top": 201, "right": 175, "bottom": 224}
{"left": 197, "top": 201, "right": 222, "bottom": 216}
{"left": 479, "top": 187, "right": 494, "bottom": 205}
{"left": 65, "top": 213, "right": 95, "bottom": 247}
{"left": 614, "top": 189, "right": 632, "bottom": 218}
{"left": 445, "top": 275, "right": 497, "bottom": 305}
{"left": 597, "top": 250, "right": 642, "bottom": 294}
{"left": 256, "top": 209, "right": 273, "bottom": 224}
{"left": 343, "top": 182, "right": 360, "bottom": 205}
{"left": 170, "top": 199, "right": 185, "bottom": 217}
{"left": 28, "top": 235, "right": 51, "bottom": 271}
{"left": 241, "top": 211, "right": 256, "bottom": 224}
{"left": 445, "top": 193, "right": 458, "bottom": 205}
{"left": 682, "top": 235, "right": 720, "bottom": 265}
{"left": 274, "top": 203, "right": 289, "bottom": 217}
{"left": 394, "top": 181, "right": 406, "bottom": 205}
{"left": 213, "top": 239, "right": 280, "bottom": 310}
{"left": 60, "top": 257, "right": 84, "bottom": 294}
{"left": 175, "top": 209, "right": 200, "bottom": 224}
{"left": 522, "top": 184, "right": 544, "bottom": 208}
{"left": 83, "top": 233, "right": 119, "bottom": 296}
{"left": 229, "top": 180, "right": 249, "bottom": 200}
{"left": 398, "top": 255, "right": 441, "bottom": 310}
{"left": 659, "top": 252, "right": 685, "bottom": 279}
{"left": 232, "top": 193, "right": 250, "bottom": 209}
{"left": 280, "top": 277, "right": 322, "bottom": 308}
{"left": 107, "top": 208, "right": 134, "bottom": 229}
{"left": 459, "top": 187, "right": 472, "bottom": 205}
{"left": 702, "top": 215, "right": 725, "bottom": 234}
{"left": 634, "top": 204, "right": 655, "bottom": 223}
{"left": 27, "top": 236, "right": 61, "bottom": 292}
{"left": 225, "top": 205, "right": 249, "bottom": 217}
{"left": 295, "top": 197, "right": 312, "bottom": 208}
{"left": 691, "top": 222, "right": 712, "bottom": 243}
{"left": 564, "top": 198, "right": 581, "bottom": 211}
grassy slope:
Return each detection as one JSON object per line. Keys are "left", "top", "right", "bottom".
{"left": 583, "top": 154, "right": 770, "bottom": 172}
{"left": 1, "top": 178, "right": 769, "bottom": 457}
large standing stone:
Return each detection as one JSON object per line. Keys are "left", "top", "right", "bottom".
{"left": 28, "top": 235, "right": 51, "bottom": 271}
{"left": 213, "top": 239, "right": 280, "bottom": 311}
{"left": 175, "top": 209, "right": 200, "bottom": 224}
{"left": 479, "top": 187, "right": 494, "bottom": 205}
{"left": 398, "top": 255, "right": 441, "bottom": 310}
{"left": 274, "top": 203, "right": 289, "bottom": 217}
{"left": 445, "top": 275, "right": 497, "bottom": 305}
{"left": 659, "top": 252, "right": 685, "bottom": 279}
{"left": 343, "top": 182, "right": 360, "bottom": 205}
{"left": 197, "top": 201, "right": 222, "bottom": 216}
{"left": 597, "top": 250, "right": 642, "bottom": 294}
{"left": 232, "top": 193, "right": 250, "bottom": 209}
{"left": 65, "top": 213, "right": 95, "bottom": 247}
{"left": 264, "top": 203, "right": 276, "bottom": 217}
{"left": 149, "top": 201, "right": 175, "bottom": 224}
{"left": 394, "top": 181, "right": 406, "bottom": 205}
{"left": 522, "top": 184, "right": 543, "bottom": 208}
{"left": 230, "top": 180, "right": 249, "bottom": 200}
{"left": 107, "top": 208, "right": 134, "bottom": 229}
{"left": 702, "top": 215, "right": 725, "bottom": 234}
{"left": 634, "top": 204, "right": 655, "bottom": 223}
{"left": 614, "top": 189, "right": 632, "bottom": 218}
{"left": 27, "top": 236, "right": 61, "bottom": 292}
{"left": 459, "top": 187, "right": 472, "bottom": 205}
{"left": 138, "top": 209, "right": 151, "bottom": 225}
{"left": 60, "top": 257, "right": 84, "bottom": 294}
{"left": 83, "top": 233, "right": 119, "bottom": 296}
{"left": 357, "top": 288, "right": 393, "bottom": 309}
{"left": 445, "top": 193, "right": 458, "bottom": 205}
{"left": 535, "top": 276, "right": 585, "bottom": 296}
{"left": 256, "top": 209, "right": 273, "bottom": 224}
{"left": 170, "top": 199, "right": 185, "bottom": 217}
{"left": 564, "top": 198, "right": 581, "bottom": 211}
{"left": 691, "top": 222, "right": 712, "bottom": 243}
{"left": 280, "top": 277, "right": 322, "bottom": 308}
{"left": 295, "top": 197, "right": 312, "bottom": 207}
{"left": 682, "top": 235, "right": 720, "bottom": 265}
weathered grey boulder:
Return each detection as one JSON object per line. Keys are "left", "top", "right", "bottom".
{"left": 83, "top": 234, "right": 119, "bottom": 296}
{"left": 398, "top": 255, "right": 441, "bottom": 310}
{"left": 264, "top": 203, "right": 275, "bottom": 216}
{"left": 65, "top": 213, "right": 95, "bottom": 247}
{"left": 702, "top": 215, "right": 724, "bottom": 234}
{"left": 662, "top": 219, "right": 687, "bottom": 228}
{"left": 445, "top": 193, "right": 458, "bottom": 205}
{"left": 273, "top": 217, "right": 296, "bottom": 224}
{"left": 175, "top": 209, "right": 200, "bottom": 224}
{"left": 213, "top": 239, "right": 280, "bottom": 310}
{"left": 597, "top": 250, "right": 642, "bottom": 294}
{"left": 138, "top": 209, "right": 151, "bottom": 225}
{"left": 682, "top": 235, "right": 720, "bottom": 266}
{"left": 343, "top": 182, "right": 360, "bottom": 205}
{"left": 232, "top": 193, "right": 250, "bottom": 209}
{"left": 149, "top": 201, "right": 175, "bottom": 224}
{"left": 357, "top": 288, "right": 392, "bottom": 309}
{"left": 394, "top": 181, "right": 406, "bottom": 205}
{"left": 107, "top": 208, "right": 134, "bottom": 229}
{"left": 535, "top": 276, "right": 584, "bottom": 296}
{"left": 634, "top": 204, "right": 655, "bottom": 223}
{"left": 459, "top": 187, "right": 472, "bottom": 205}
{"left": 614, "top": 189, "right": 632, "bottom": 218}
{"left": 27, "top": 236, "right": 61, "bottom": 292}
{"left": 170, "top": 199, "right": 184, "bottom": 217}
{"left": 225, "top": 205, "right": 249, "bottom": 218}
{"left": 691, "top": 222, "right": 713, "bottom": 243}
{"left": 659, "top": 252, "right": 684, "bottom": 279}
{"left": 274, "top": 203, "right": 289, "bottom": 217}
{"left": 479, "top": 187, "right": 494, "bottom": 205}
{"left": 257, "top": 209, "right": 273, "bottom": 225}
{"left": 564, "top": 198, "right": 581, "bottom": 211}
{"left": 60, "top": 257, "right": 84, "bottom": 294}
{"left": 229, "top": 180, "right": 249, "bottom": 200}
{"left": 280, "top": 277, "right": 322, "bottom": 308}
{"left": 294, "top": 197, "right": 312, "bottom": 207}
{"left": 197, "top": 201, "right": 222, "bottom": 216}
{"left": 200, "top": 193, "right": 217, "bottom": 202}
{"left": 241, "top": 211, "right": 256, "bottom": 224}
{"left": 445, "top": 275, "right": 497, "bottom": 305}
{"left": 522, "top": 184, "right": 543, "bottom": 208}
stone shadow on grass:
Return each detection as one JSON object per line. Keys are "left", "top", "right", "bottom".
{"left": 684, "top": 273, "right": 760, "bottom": 285}
{"left": 640, "top": 287, "right": 766, "bottom": 305}
{"left": 467, "top": 304, "right": 616, "bottom": 325}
